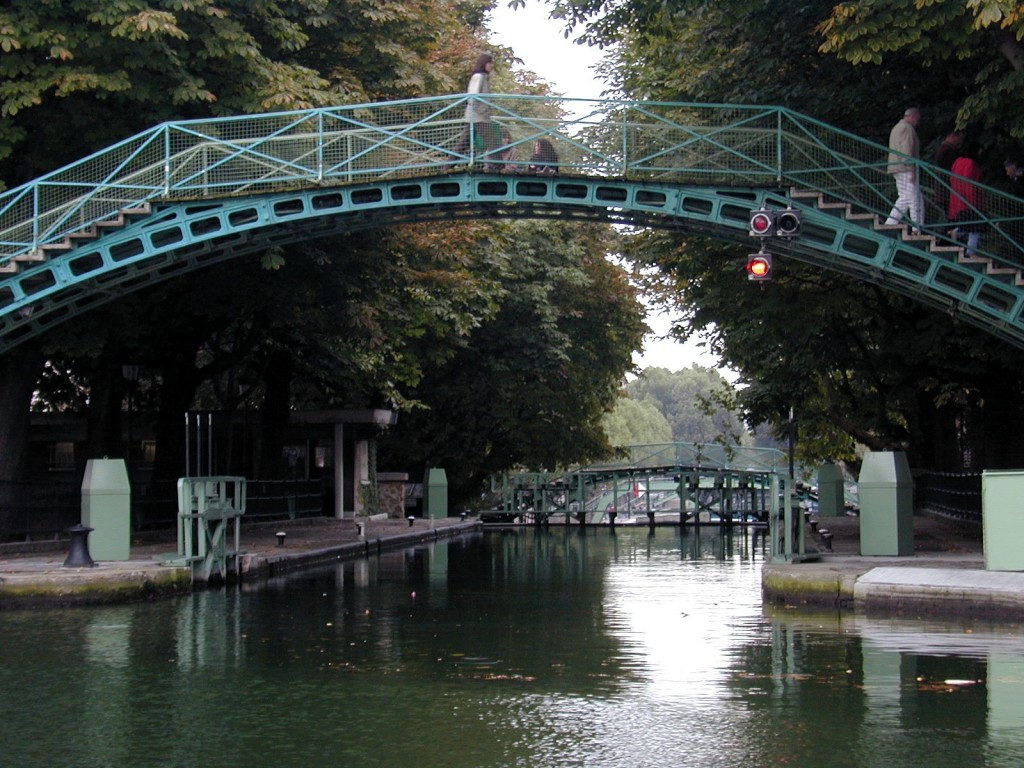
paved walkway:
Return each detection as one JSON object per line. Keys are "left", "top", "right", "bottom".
{"left": 762, "top": 513, "right": 1024, "bottom": 620}
{"left": 0, "top": 516, "right": 479, "bottom": 608}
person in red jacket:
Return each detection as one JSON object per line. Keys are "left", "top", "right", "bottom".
{"left": 948, "top": 146, "right": 984, "bottom": 256}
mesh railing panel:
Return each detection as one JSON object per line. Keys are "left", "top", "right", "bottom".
{"left": 2, "top": 94, "right": 1023, "bottom": 268}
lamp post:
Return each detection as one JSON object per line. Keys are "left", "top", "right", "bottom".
{"left": 122, "top": 364, "right": 140, "bottom": 481}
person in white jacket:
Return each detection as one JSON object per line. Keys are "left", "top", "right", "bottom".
{"left": 884, "top": 107, "right": 923, "bottom": 232}
{"left": 453, "top": 53, "right": 499, "bottom": 163}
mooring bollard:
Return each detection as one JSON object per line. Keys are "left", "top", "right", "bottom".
{"left": 276, "top": 531, "right": 287, "bottom": 548}
{"left": 819, "top": 528, "right": 833, "bottom": 551}
{"left": 407, "top": 515, "right": 415, "bottom": 527}
{"left": 356, "top": 521, "right": 365, "bottom": 539}
{"left": 63, "top": 524, "right": 96, "bottom": 568}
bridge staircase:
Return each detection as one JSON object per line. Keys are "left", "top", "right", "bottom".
{"left": 0, "top": 203, "right": 153, "bottom": 276}
{"left": 789, "top": 188, "right": 1024, "bottom": 288}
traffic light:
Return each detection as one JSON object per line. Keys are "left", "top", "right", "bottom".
{"left": 746, "top": 251, "right": 772, "bottom": 281}
{"left": 776, "top": 207, "right": 802, "bottom": 237}
{"left": 749, "top": 206, "right": 801, "bottom": 238}
{"left": 749, "top": 208, "right": 774, "bottom": 237}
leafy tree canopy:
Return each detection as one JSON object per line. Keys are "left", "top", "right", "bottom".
{"left": 552, "top": 0, "right": 1024, "bottom": 470}
{"left": 602, "top": 394, "right": 672, "bottom": 446}
{"left": 624, "top": 366, "right": 744, "bottom": 445}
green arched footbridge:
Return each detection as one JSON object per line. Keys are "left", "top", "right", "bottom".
{"left": 2, "top": 95, "right": 1023, "bottom": 353}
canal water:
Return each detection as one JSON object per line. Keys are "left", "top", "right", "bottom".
{"left": 2, "top": 527, "right": 1023, "bottom": 767}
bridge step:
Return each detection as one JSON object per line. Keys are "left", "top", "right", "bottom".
{"left": 790, "top": 187, "right": 1024, "bottom": 288}
{"left": 12, "top": 203, "right": 155, "bottom": 273}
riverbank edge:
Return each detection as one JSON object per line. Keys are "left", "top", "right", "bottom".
{"left": 0, "top": 520, "right": 482, "bottom": 609}
{"left": 0, "top": 567, "right": 193, "bottom": 609}
{"left": 238, "top": 520, "right": 481, "bottom": 578}
{"left": 761, "top": 562, "right": 1024, "bottom": 620}
{"left": 761, "top": 564, "right": 858, "bottom": 612}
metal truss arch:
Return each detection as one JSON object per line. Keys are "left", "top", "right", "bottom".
{"left": 3, "top": 171, "right": 1024, "bottom": 353}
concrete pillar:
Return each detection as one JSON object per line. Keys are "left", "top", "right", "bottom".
{"left": 333, "top": 423, "right": 345, "bottom": 519}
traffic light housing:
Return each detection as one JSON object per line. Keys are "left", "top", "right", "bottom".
{"left": 776, "top": 207, "right": 801, "bottom": 237}
{"left": 749, "top": 208, "right": 774, "bottom": 237}
{"left": 749, "top": 206, "right": 801, "bottom": 238}
{"left": 746, "top": 251, "right": 773, "bottom": 281}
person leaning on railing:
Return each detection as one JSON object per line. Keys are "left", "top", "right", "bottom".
{"left": 528, "top": 138, "right": 559, "bottom": 174}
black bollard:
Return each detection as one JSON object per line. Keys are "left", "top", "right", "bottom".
{"left": 819, "top": 528, "right": 833, "bottom": 551}
{"left": 276, "top": 531, "right": 287, "bottom": 547}
{"left": 407, "top": 515, "right": 416, "bottom": 527}
{"left": 608, "top": 510, "right": 617, "bottom": 530}
{"left": 63, "top": 524, "right": 96, "bottom": 568}
{"left": 647, "top": 511, "right": 656, "bottom": 530}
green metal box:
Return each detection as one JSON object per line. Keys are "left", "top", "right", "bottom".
{"left": 858, "top": 451, "right": 914, "bottom": 556}
{"left": 982, "top": 470, "right": 1024, "bottom": 571}
{"left": 816, "top": 463, "right": 845, "bottom": 517}
{"left": 81, "top": 458, "right": 131, "bottom": 561}
{"left": 423, "top": 467, "right": 448, "bottom": 519}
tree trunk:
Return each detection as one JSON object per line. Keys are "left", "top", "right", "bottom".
{"left": 151, "top": 362, "right": 203, "bottom": 483}
{"left": 991, "top": 29, "right": 1024, "bottom": 72}
{"left": 980, "top": 373, "right": 1024, "bottom": 469}
{"left": 84, "top": 361, "right": 123, "bottom": 462}
{"left": 257, "top": 348, "right": 294, "bottom": 479}
{"left": 0, "top": 347, "right": 44, "bottom": 538}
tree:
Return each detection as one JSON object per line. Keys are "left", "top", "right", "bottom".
{"left": 624, "top": 366, "right": 745, "bottom": 444}
{"left": 817, "top": 0, "right": 1024, "bottom": 142}
{"left": 379, "top": 219, "right": 647, "bottom": 504}
{"left": 0, "top": 0, "right": 490, "bottom": 184}
{"left": 554, "top": 0, "right": 1024, "bottom": 470}
{"left": 602, "top": 395, "right": 672, "bottom": 446}
{"left": 0, "top": 0, "right": 499, "bottom": 511}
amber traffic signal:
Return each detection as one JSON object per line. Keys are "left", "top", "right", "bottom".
{"left": 746, "top": 252, "right": 773, "bottom": 281}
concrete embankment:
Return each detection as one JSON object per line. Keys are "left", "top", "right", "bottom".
{"left": 0, "top": 517, "right": 480, "bottom": 609}
{"left": 761, "top": 514, "right": 1024, "bottom": 621}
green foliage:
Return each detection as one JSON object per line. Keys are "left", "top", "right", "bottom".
{"left": 817, "top": 0, "right": 1024, "bottom": 140}
{"left": 0, "top": 0, "right": 490, "bottom": 184}
{"left": 624, "top": 366, "right": 745, "bottom": 444}
{"left": 554, "top": 0, "right": 1024, "bottom": 471}
{"left": 602, "top": 394, "right": 672, "bottom": 446}
{"left": 379, "top": 219, "right": 647, "bottom": 503}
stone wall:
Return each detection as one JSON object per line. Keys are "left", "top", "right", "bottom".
{"left": 377, "top": 472, "right": 409, "bottom": 518}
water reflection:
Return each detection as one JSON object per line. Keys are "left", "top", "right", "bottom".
{"left": 0, "top": 527, "right": 1022, "bottom": 767}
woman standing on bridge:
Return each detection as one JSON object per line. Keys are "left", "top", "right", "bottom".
{"left": 452, "top": 53, "right": 500, "bottom": 165}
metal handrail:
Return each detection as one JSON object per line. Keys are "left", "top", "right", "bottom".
{"left": 2, "top": 94, "right": 1023, "bottom": 267}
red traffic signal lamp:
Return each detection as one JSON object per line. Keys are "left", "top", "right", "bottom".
{"left": 749, "top": 208, "right": 774, "bottom": 237}
{"left": 749, "top": 206, "right": 802, "bottom": 238}
{"left": 746, "top": 252, "right": 773, "bottom": 281}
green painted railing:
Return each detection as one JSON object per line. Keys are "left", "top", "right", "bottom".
{"left": 3, "top": 94, "right": 1022, "bottom": 268}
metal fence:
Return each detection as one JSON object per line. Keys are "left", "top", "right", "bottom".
{"left": 3, "top": 95, "right": 1023, "bottom": 270}
{"left": 0, "top": 477, "right": 326, "bottom": 544}
{"left": 915, "top": 471, "right": 982, "bottom": 525}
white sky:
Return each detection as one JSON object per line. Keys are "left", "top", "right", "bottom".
{"left": 487, "top": 1, "right": 729, "bottom": 376}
